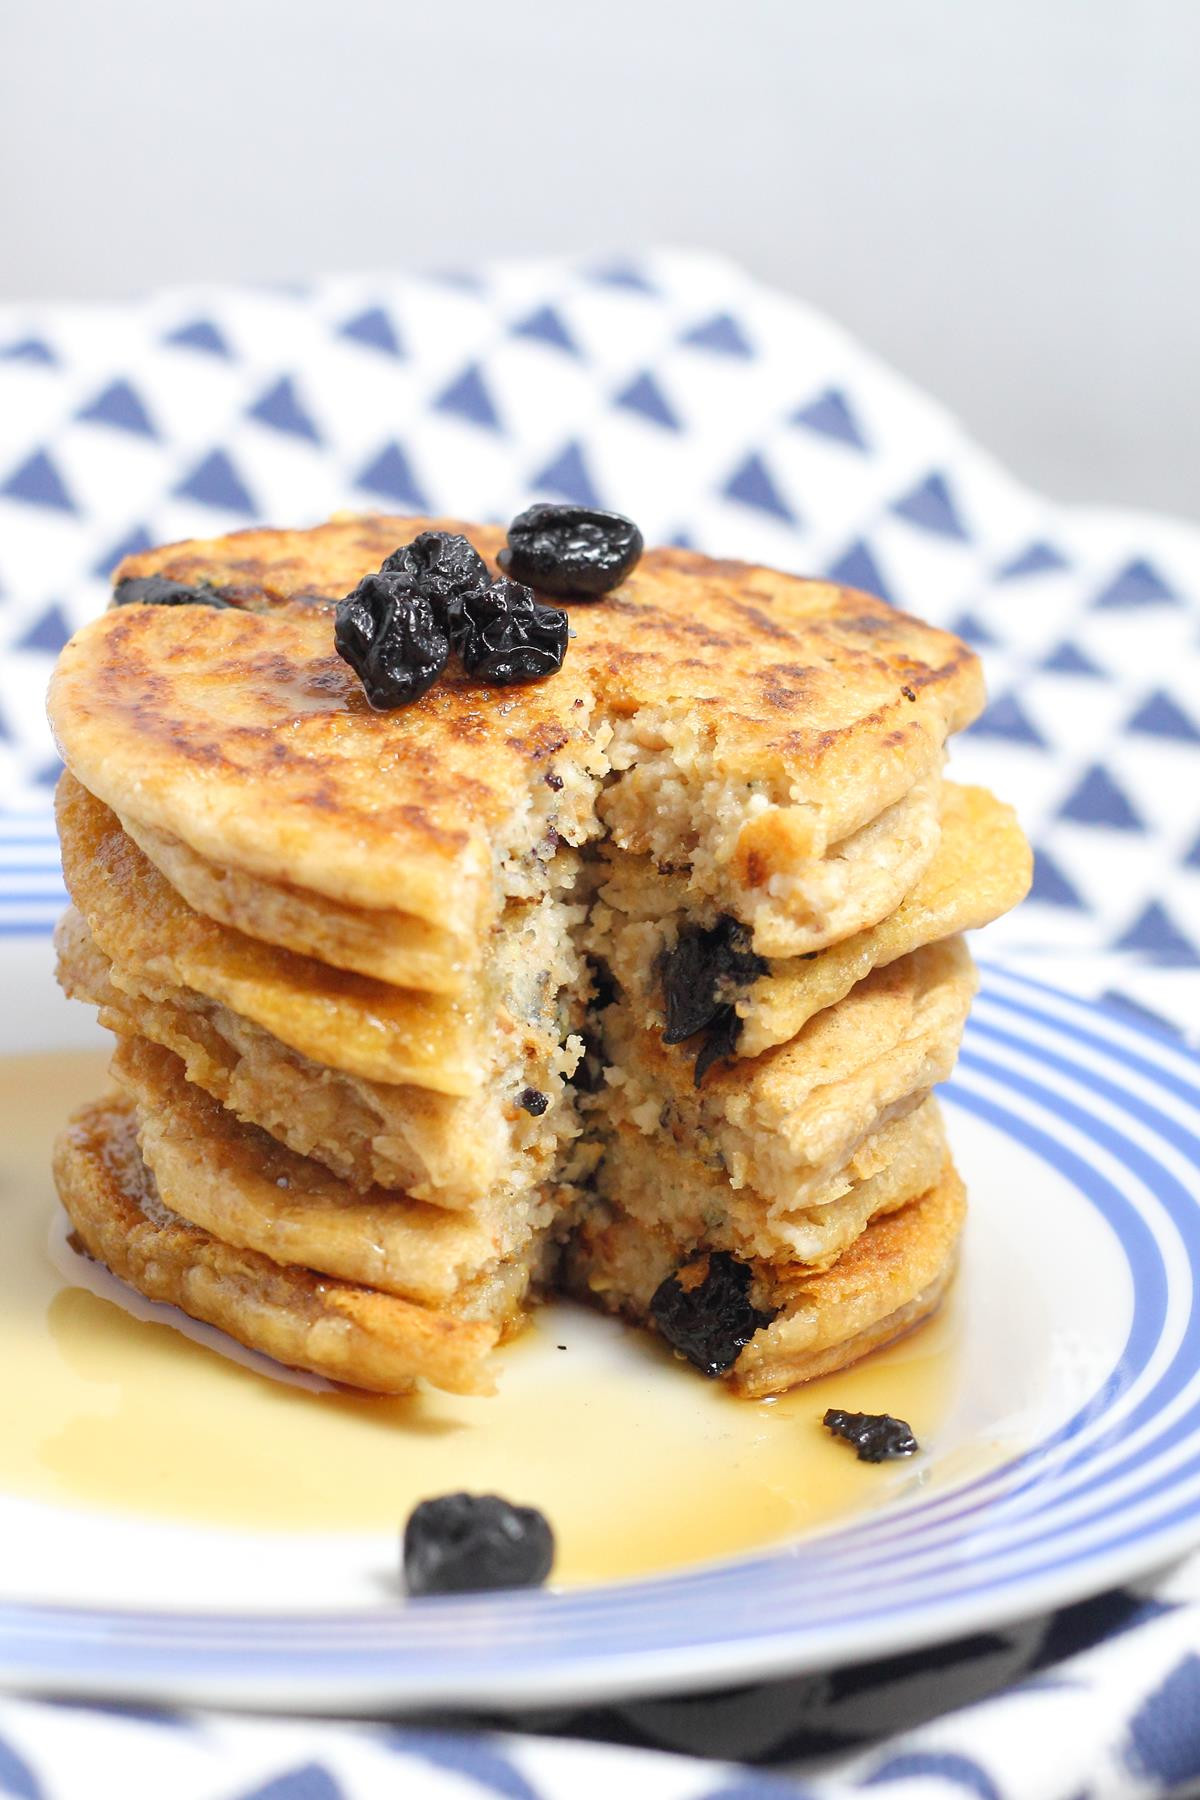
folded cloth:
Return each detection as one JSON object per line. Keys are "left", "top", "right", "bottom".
{"left": 1, "top": 249, "right": 1198, "bottom": 1797}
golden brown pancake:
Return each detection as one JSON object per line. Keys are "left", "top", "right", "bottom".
{"left": 121, "top": 811, "right": 470, "bottom": 992}
{"left": 110, "top": 1034, "right": 553, "bottom": 1312}
{"left": 601, "top": 937, "right": 976, "bottom": 1205}
{"left": 55, "top": 909, "right": 578, "bottom": 1207}
{"left": 53, "top": 1093, "right": 499, "bottom": 1396}
{"left": 45, "top": 516, "right": 1014, "bottom": 1400}
{"left": 563, "top": 1156, "right": 965, "bottom": 1399}
{"left": 50, "top": 515, "right": 984, "bottom": 957}
{"left": 592, "top": 783, "right": 1031, "bottom": 1056}
{"left": 58, "top": 774, "right": 491, "bottom": 1095}
{"left": 595, "top": 1097, "right": 948, "bottom": 1268}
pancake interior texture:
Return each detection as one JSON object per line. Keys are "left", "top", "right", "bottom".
{"left": 47, "top": 515, "right": 1027, "bottom": 1398}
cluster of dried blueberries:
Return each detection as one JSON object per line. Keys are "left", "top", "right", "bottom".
{"left": 336, "top": 505, "right": 643, "bottom": 710}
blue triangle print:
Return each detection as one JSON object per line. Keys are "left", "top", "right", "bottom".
{"left": 1093, "top": 557, "right": 1178, "bottom": 609}
{"left": 173, "top": 449, "right": 257, "bottom": 516}
{"left": 669, "top": 529, "right": 697, "bottom": 548}
{"left": 510, "top": 304, "right": 581, "bottom": 357}
{"left": 1184, "top": 830, "right": 1200, "bottom": 870}
{"left": 1041, "top": 640, "right": 1105, "bottom": 677}
{"left": 92, "top": 523, "right": 155, "bottom": 577}
{"left": 354, "top": 442, "right": 430, "bottom": 510}
{"left": 997, "top": 541, "right": 1070, "bottom": 580}
{"left": 951, "top": 611, "right": 1000, "bottom": 648}
{"left": 826, "top": 539, "right": 894, "bottom": 605}
{"left": 0, "top": 449, "right": 76, "bottom": 513}
{"left": 0, "top": 705, "right": 10, "bottom": 744}
{"left": 1028, "top": 848, "right": 1086, "bottom": 910}
{"left": 790, "top": 387, "right": 868, "bottom": 450}
{"left": 34, "top": 755, "right": 64, "bottom": 787}
{"left": 1126, "top": 689, "right": 1200, "bottom": 743}
{"left": 892, "top": 471, "right": 970, "bottom": 541}
{"left": 969, "top": 692, "right": 1048, "bottom": 748}
{"left": 722, "top": 452, "right": 796, "bottom": 524}
{"left": 1114, "top": 901, "right": 1200, "bottom": 966}
{"left": 247, "top": 376, "right": 321, "bottom": 442}
{"left": 16, "top": 603, "right": 72, "bottom": 653}
{"left": 235, "top": 1762, "right": 346, "bottom": 1800}
{"left": 0, "top": 336, "right": 57, "bottom": 365}
{"left": 529, "top": 441, "right": 603, "bottom": 509}
{"left": 433, "top": 363, "right": 503, "bottom": 432}
{"left": 76, "top": 378, "right": 158, "bottom": 437}
{"left": 163, "top": 318, "right": 231, "bottom": 356}
{"left": 339, "top": 306, "right": 404, "bottom": 357}
{"left": 680, "top": 312, "right": 754, "bottom": 357}
{"left": 1058, "top": 764, "right": 1144, "bottom": 830}
{"left": 587, "top": 259, "right": 655, "bottom": 293}
{"left": 614, "top": 370, "right": 681, "bottom": 431}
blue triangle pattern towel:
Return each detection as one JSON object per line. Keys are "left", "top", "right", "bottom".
{"left": 1, "top": 250, "right": 1199, "bottom": 1799}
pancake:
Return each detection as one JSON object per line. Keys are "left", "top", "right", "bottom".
{"left": 600, "top": 937, "right": 976, "bottom": 1205}
{"left": 57, "top": 774, "right": 584, "bottom": 1099}
{"left": 45, "top": 515, "right": 1018, "bottom": 1402}
{"left": 55, "top": 910, "right": 581, "bottom": 1208}
{"left": 53, "top": 1093, "right": 499, "bottom": 1396}
{"left": 591, "top": 783, "right": 1031, "bottom": 1057}
{"left": 49, "top": 515, "right": 984, "bottom": 958}
{"left": 563, "top": 1156, "right": 966, "bottom": 1399}
{"left": 110, "top": 1035, "right": 553, "bottom": 1313}
{"left": 595, "top": 1096, "right": 948, "bottom": 1268}
{"left": 121, "top": 811, "right": 470, "bottom": 992}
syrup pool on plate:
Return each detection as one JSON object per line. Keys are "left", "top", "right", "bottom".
{"left": 1, "top": 1049, "right": 965, "bottom": 1585}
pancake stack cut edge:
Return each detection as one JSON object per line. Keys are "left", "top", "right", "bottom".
{"left": 47, "top": 515, "right": 1032, "bottom": 1400}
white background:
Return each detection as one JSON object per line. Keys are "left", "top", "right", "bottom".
{"left": 2, "top": 0, "right": 1197, "bottom": 518}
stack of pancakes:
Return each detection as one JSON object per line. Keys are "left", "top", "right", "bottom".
{"left": 48, "top": 517, "right": 1030, "bottom": 1399}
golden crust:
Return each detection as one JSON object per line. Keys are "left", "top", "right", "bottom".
{"left": 605, "top": 938, "right": 976, "bottom": 1199}
{"left": 740, "top": 784, "right": 1030, "bottom": 1053}
{"left": 596, "top": 1097, "right": 948, "bottom": 1269}
{"left": 121, "top": 811, "right": 470, "bottom": 992}
{"left": 52, "top": 1092, "right": 499, "bottom": 1397}
{"left": 108, "top": 1033, "right": 538, "bottom": 1310}
{"left": 54, "top": 909, "right": 514, "bottom": 1205}
{"left": 56, "top": 773, "right": 483, "bottom": 1094}
{"left": 50, "top": 516, "right": 983, "bottom": 938}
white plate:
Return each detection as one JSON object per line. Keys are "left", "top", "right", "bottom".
{"left": 2, "top": 938, "right": 1200, "bottom": 1713}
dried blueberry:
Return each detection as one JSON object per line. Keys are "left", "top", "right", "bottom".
{"left": 334, "top": 573, "right": 449, "bottom": 709}
{"left": 458, "top": 578, "right": 568, "bottom": 684}
{"left": 382, "top": 530, "right": 490, "bottom": 641}
{"left": 650, "top": 1251, "right": 777, "bottom": 1377}
{"left": 516, "top": 1087, "right": 549, "bottom": 1116}
{"left": 660, "top": 917, "right": 767, "bottom": 1085}
{"left": 112, "top": 574, "right": 232, "bottom": 609}
{"left": 403, "top": 1492, "right": 555, "bottom": 1596}
{"left": 823, "top": 1409, "right": 918, "bottom": 1463}
{"left": 499, "top": 503, "right": 643, "bottom": 598}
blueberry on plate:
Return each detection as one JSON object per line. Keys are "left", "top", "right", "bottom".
{"left": 823, "top": 1409, "right": 919, "bottom": 1462}
{"left": 403, "top": 1492, "right": 555, "bottom": 1596}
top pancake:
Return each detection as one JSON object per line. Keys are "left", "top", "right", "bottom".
{"left": 49, "top": 515, "right": 983, "bottom": 946}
